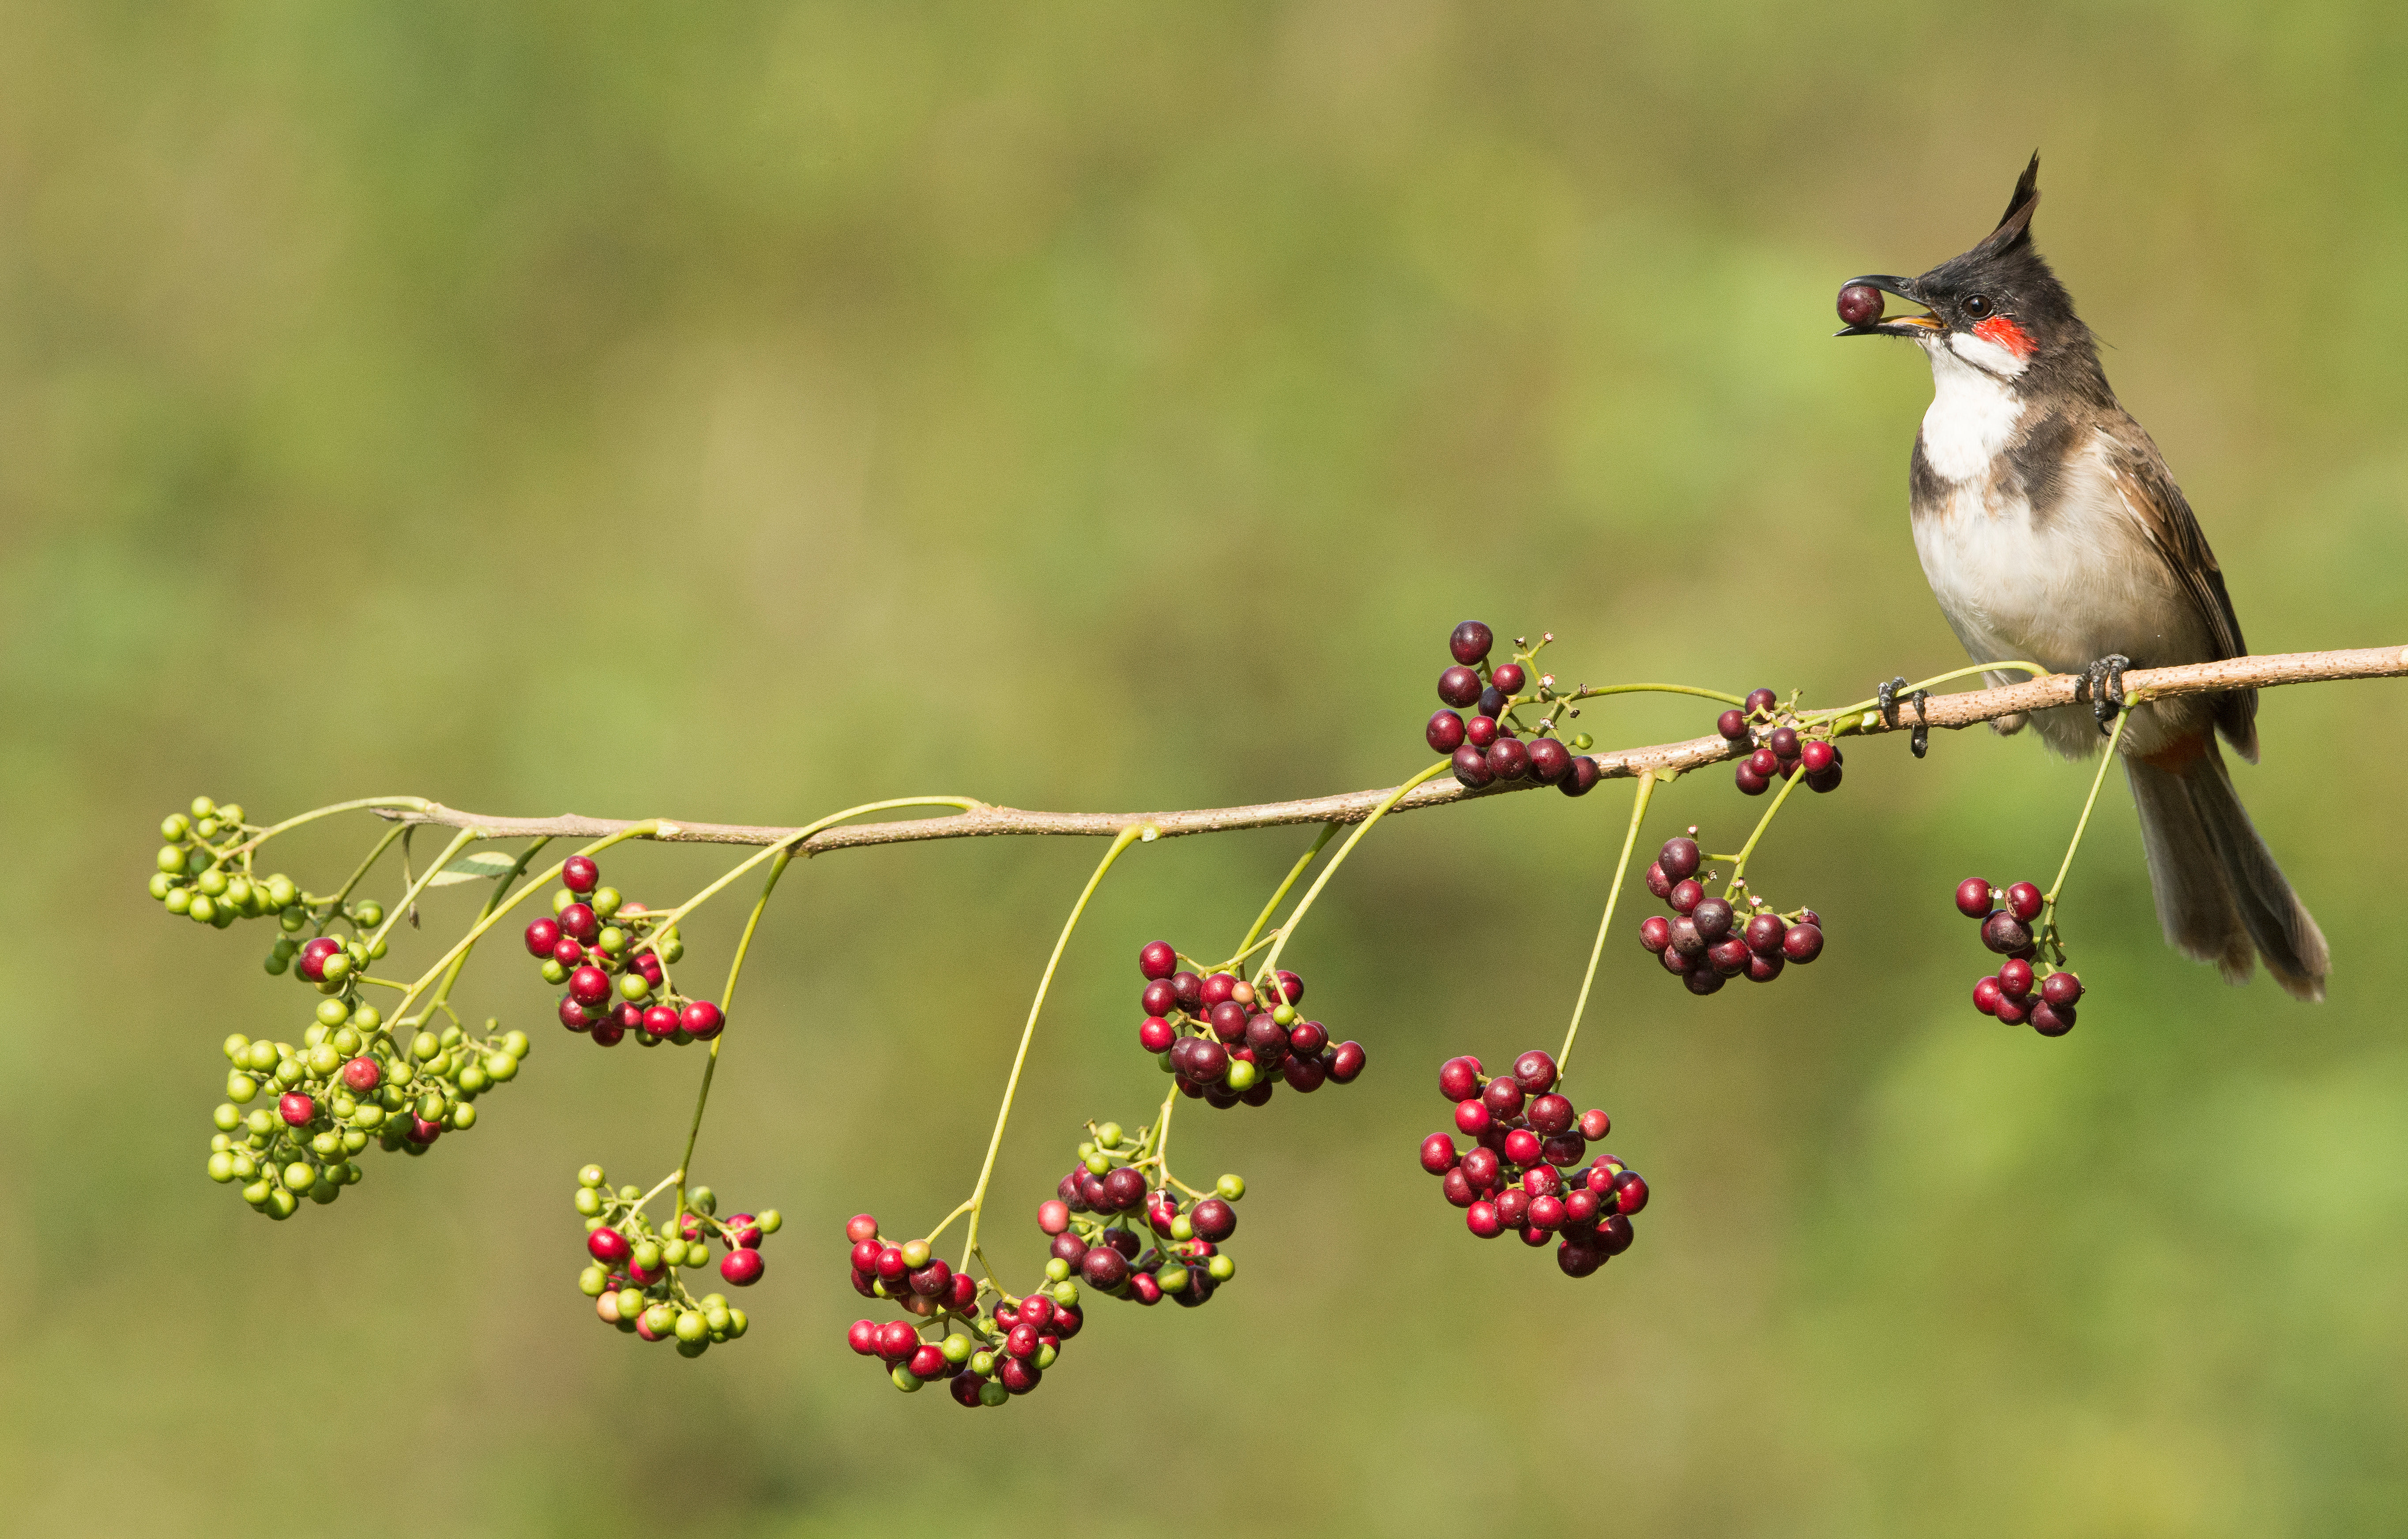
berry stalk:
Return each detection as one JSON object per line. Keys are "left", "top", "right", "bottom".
{"left": 1253, "top": 760, "right": 1453, "bottom": 988}
{"left": 1555, "top": 770, "right": 1656, "bottom": 1084}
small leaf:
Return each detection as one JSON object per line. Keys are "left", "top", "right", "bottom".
{"left": 429, "top": 851, "right": 522, "bottom": 886}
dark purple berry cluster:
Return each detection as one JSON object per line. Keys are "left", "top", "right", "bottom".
{"left": 1427, "top": 621, "right": 1603, "bottom": 797}
{"left": 844, "top": 1211, "right": 1085, "bottom": 1407}
{"left": 578, "top": 1166, "right": 771, "bottom": 1355}
{"left": 1717, "top": 688, "right": 1845, "bottom": 797}
{"left": 1422, "top": 1049, "right": 1645, "bottom": 1277}
{"left": 1954, "top": 878, "right": 2084, "bottom": 1035}
{"left": 1635, "top": 833, "right": 1824, "bottom": 996}
{"left": 1136, "top": 942, "right": 1365, "bottom": 1108}
{"left": 523, "top": 856, "right": 725, "bottom": 1049}
{"left": 1041, "top": 1139, "right": 1242, "bottom": 1310}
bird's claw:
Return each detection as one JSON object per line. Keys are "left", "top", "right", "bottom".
{"left": 2084, "top": 655, "right": 2130, "bottom": 732}
{"left": 1877, "top": 675, "right": 1909, "bottom": 729}
{"left": 1908, "top": 689, "right": 1931, "bottom": 758}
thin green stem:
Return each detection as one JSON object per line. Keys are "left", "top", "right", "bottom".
{"left": 960, "top": 823, "right": 1153, "bottom": 1283}
{"left": 366, "top": 827, "right": 480, "bottom": 952}
{"left": 1556, "top": 771, "right": 1656, "bottom": 1084}
{"left": 2045, "top": 706, "right": 2132, "bottom": 906}
{"left": 1234, "top": 822, "right": 1340, "bottom": 959}
{"left": 1256, "top": 761, "right": 1452, "bottom": 986}
{"left": 1567, "top": 682, "right": 1750, "bottom": 708}
{"left": 316, "top": 824, "right": 409, "bottom": 914}
{"left": 226, "top": 797, "right": 433, "bottom": 860}
{"left": 426, "top": 839, "right": 550, "bottom": 1012}
{"left": 1720, "top": 761, "right": 1810, "bottom": 899}
{"left": 672, "top": 848, "right": 794, "bottom": 1218}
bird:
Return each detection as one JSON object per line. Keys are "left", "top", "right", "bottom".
{"left": 1837, "top": 154, "right": 2327, "bottom": 999}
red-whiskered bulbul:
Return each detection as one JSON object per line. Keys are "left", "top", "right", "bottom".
{"left": 1840, "top": 154, "right": 2327, "bottom": 999}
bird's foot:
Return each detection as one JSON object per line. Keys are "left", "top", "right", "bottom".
{"left": 2083, "top": 655, "right": 2131, "bottom": 733}
{"left": 1908, "top": 690, "right": 1932, "bottom": 758}
{"left": 1876, "top": 675, "right": 1909, "bottom": 729}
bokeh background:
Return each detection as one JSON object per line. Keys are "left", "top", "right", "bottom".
{"left": 6, "top": 3, "right": 2407, "bottom": 1534}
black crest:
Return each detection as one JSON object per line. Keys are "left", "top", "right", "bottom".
{"left": 1969, "top": 153, "right": 2042, "bottom": 262}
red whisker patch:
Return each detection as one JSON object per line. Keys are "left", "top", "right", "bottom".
{"left": 1973, "top": 314, "right": 2036, "bottom": 359}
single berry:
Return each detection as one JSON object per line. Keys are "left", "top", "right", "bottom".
{"left": 1464, "top": 715, "right": 1500, "bottom": 750}
{"left": 1450, "top": 746, "right": 1494, "bottom": 789}
{"left": 524, "top": 918, "right": 561, "bottom": 958}
{"left": 1972, "top": 976, "right": 2003, "bottom": 1016}
{"left": 1140, "top": 979, "right": 1178, "bottom": 1017}
{"left": 2006, "top": 882, "right": 2045, "bottom": 922}
{"left": 1527, "top": 1094, "right": 1573, "bottom": 1136}
{"left": 1782, "top": 923, "right": 1825, "bottom": 963}
{"left": 2041, "top": 972, "right": 2083, "bottom": 1008}
{"left": 1438, "top": 666, "right": 1483, "bottom": 709}
{"left": 1139, "top": 940, "right": 1178, "bottom": 980}
{"left": 1708, "top": 938, "right": 1750, "bottom": 976}
{"left": 1744, "top": 688, "right": 1778, "bottom": 714}
{"left": 1742, "top": 913, "right": 1785, "bottom": 955}
{"left": 278, "top": 1092, "right": 314, "bottom": 1126}
{"left": 1668, "top": 879, "right": 1704, "bottom": 915}
{"left": 1450, "top": 621, "right": 1494, "bottom": 665}
{"left": 1560, "top": 756, "right": 1603, "bottom": 796}
{"left": 1527, "top": 737, "right": 1571, "bottom": 784}
{"left": 588, "top": 1228, "right": 632, "bottom": 1265}
{"left": 1486, "top": 738, "right": 1530, "bottom": 782}
{"left": 1639, "top": 916, "right": 1673, "bottom": 954}
{"left": 1427, "top": 711, "right": 1467, "bottom": 754}
{"left": 1736, "top": 763, "right": 1770, "bottom": 796}
{"left": 1512, "top": 1049, "right": 1558, "bottom": 1094}
{"left": 1981, "top": 911, "right": 2033, "bottom": 956}
{"left": 1420, "top": 1133, "right": 1459, "bottom": 1175}
{"left": 1482, "top": 1076, "right": 1525, "bottom": 1118}
{"left": 1799, "top": 740, "right": 1834, "bottom": 774}
{"left": 1954, "top": 878, "right": 1994, "bottom": 919}
{"left": 1578, "top": 1107, "right": 1611, "bottom": 1140}
{"left": 1328, "top": 1040, "right": 1366, "bottom": 1084}
{"left": 1645, "top": 862, "right": 1672, "bottom": 900}
{"left": 2030, "top": 1001, "right": 2076, "bottom": 1036}
{"left": 1690, "top": 897, "right": 1733, "bottom": 942}
{"left": 1477, "top": 685, "right": 1509, "bottom": 719}
{"left": 340, "top": 1057, "right": 380, "bottom": 1092}
{"left": 1837, "top": 282, "right": 1884, "bottom": 327}
{"left": 1659, "top": 837, "right": 1701, "bottom": 881}
{"left": 562, "top": 856, "right": 600, "bottom": 893}
{"left": 1718, "top": 709, "right": 1750, "bottom": 743}
{"left": 1490, "top": 663, "right": 1527, "bottom": 695}
{"left": 1170, "top": 972, "right": 1204, "bottom": 1010}
{"left": 1139, "top": 1016, "right": 1177, "bottom": 1053}
{"left": 847, "top": 1213, "right": 880, "bottom": 1244}
{"left": 1439, "top": 1055, "right": 1484, "bottom": 1101}
{"left": 1768, "top": 726, "right": 1800, "bottom": 760}
{"left": 1998, "top": 958, "right": 2034, "bottom": 998}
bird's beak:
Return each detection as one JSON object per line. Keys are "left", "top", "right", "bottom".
{"left": 1835, "top": 274, "right": 1943, "bottom": 338}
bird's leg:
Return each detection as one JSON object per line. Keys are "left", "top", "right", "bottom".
{"left": 1876, "top": 676, "right": 1908, "bottom": 729}
{"left": 2083, "top": 654, "right": 2131, "bottom": 733}
{"left": 1908, "top": 690, "right": 1931, "bottom": 758}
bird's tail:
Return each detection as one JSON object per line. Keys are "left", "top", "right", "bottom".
{"left": 2125, "top": 736, "right": 2328, "bottom": 1000}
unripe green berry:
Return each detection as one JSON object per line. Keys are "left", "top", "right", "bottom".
{"left": 265, "top": 875, "right": 297, "bottom": 908}
{"left": 196, "top": 867, "right": 228, "bottom": 897}
{"left": 578, "top": 1164, "right": 607, "bottom": 1190}
{"left": 319, "top": 952, "right": 351, "bottom": 983}
{"left": 616, "top": 1288, "right": 644, "bottom": 1319}
{"left": 224, "top": 876, "right": 252, "bottom": 909}
{"left": 207, "top": 1152, "right": 237, "bottom": 1183}
{"left": 755, "top": 1209, "right": 780, "bottom": 1235}
{"left": 149, "top": 872, "right": 175, "bottom": 901}
{"left": 351, "top": 1006, "right": 381, "bottom": 1033}
{"left": 341, "top": 1129, "right": 367, "bottom": 1152}
{"left": 245, "top": 1109, "right": 274, "bottom": 1137}
{"left": 353, "top": 901, "right": 383, "bottom": 928}
{"left": 352, "top": 1104, "right": 384, "bottom": 1129}
{"left": 573, "top": 1187, "right": 603, "bottom": 1217}
{"left": 262, "top": 953, "right": 289, "bottom": 976}
{"left": 458, "top": 1065, "right": 489, "bottom": 1094}
{"left": 218, "top": 803, "right": 243, "bottom": 825}
{"left": 221, "top": 1033, "right": 250, "bottom": 1063}
{"left": 969, "top": 1351, "right": 996, "bottom": 1377}
{"left": 452, "top": 1103, "right": 477, "bottom": 1130}
{"left": 1225, "top": 1059, "right": 1258, "bottom": 1092}
{"left": 1156, "top": 1263, "right": 1189, "bottom": 1294}
{"left": 156, "top": 845, "right": 188, "bottom": 874}
{"left": 483, "top": 1054, "right": 516, "bottom": 1082}
{"left": 674, "top": 1310, "right": 708, "bottom": 1343}
{"left": 891, "top": 1366, "right": 922, "bottom": 1392}
{"left": 164, "top": 887, "right": 193, "bottom": 916}
{"left": 977, "top": 1378, "right": 1007, "bottom": 1407}
{"left": 1084, "top": 1152, "right": 1110, "bottom": 1176}
{"left": 704, "top": 1305, "right": 732, "bottom": 1335}
{"left": 162, "top": 814, "right": 191, "bottom": 839}
{"left": 579, "top": 1265, "right": 610, "bottom": 1297}
{"left": 1035, "top": 1343, "right": 1058, "bottom": 1369}
{"left": 1216, "top": 1174, "right": 1245, "bottom": 1201}
{"left": 315, "top": 998, "right": 350, "bottom": 1029}
{"left": 213, "top": 1102, "right": 242, "bottom": 1131}
{"left": 226, "top": 1072, "right": 258, "bottom": 1104}
{"left": 1044, "top": 1258, "right": 1070, "bottom": 1283}
{"left": 274, "top": 1058, "right": 305, "bottom": 1086}
{"left": 307, "top": 1044, "right": 341, "bottom": 1077}
{"left": 590, "top": 887, "right": 621, "bottom": 919}
{"left": 617, "top": 973, "right": 649, "bottom": 1002}
{"left": 642, "top": 1304, "right": 676, "bottom": 1337}
{"left": 278, "top": 907, "right": 306, "bottom": 933}
{"left": 1170, "top": 1215, "right": 1194, "bottom": 1242}
{"left": 243, "top": 1040, "right": 278, "bottom": 1073}
{"left": 411, "top": 1031, "right": 440, "bottom": 1062}
{"left": 1096, "top": 1122, "right": 1124, "bottom": 1149}
{"left": 283, "top": 1162, "right": 316, "bottom": 1192}
{"left": 1051, "top": 1280, "right": 1079, "bottom": 1306}
{"left": 634, "top": 1242, "right": 663, "bottom": 1272}
{"left": 724, "top": 1308, "right": 748, "bottom": 1338}
{"left": 941, "top": 1333, "right": 972, "bottom": 1363}
{"left": 1207, "top": 1254, "right": 1235, "bottom": 1281}
{"left": 689, "top": 1187, "right": 715, "bottom": 1215}
{"left": 503, "top": 1031, "right": 531, "bottom": 1059}
{"left": 618, "top": 1185, "right": 641, "bottom": 1201}
{"left": 1272, "top": 1004, "right": 1297, "bottom": 1026}
{"left": 187, "top": 894, "right": 217, "bottom": 923}
{"left": 660, "top": 934, "right": 684, "bottom": 964}
{"left": 900, "top": 1239, "right": 931, "bottom": 1270}
{"left": 539, "top": 959, "right": 568, "bottom": 985}
{"left": 242, "top": 1179, "right": 272, "bottom": 1206}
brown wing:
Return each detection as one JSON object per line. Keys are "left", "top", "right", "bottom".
{"left": 2100, "top": 417, "right": 2258, "bottom": 758}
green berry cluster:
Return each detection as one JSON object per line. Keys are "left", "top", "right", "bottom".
{"left": 148, "top": 797, "right": 385, "bottom": 965}
{"left": 208, "top": 1014, "right": 530, "bottom": 1218}
{"left": 575, "top": 1166, "right": 777, "bottom": 1357}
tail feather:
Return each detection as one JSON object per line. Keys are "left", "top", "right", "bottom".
{"left": 2125, "top": 743, "right": 2328, "bottom": 1001}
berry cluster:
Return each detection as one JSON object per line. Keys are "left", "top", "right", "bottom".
{"left": 1422, "top": 1049, "right": 1646, "bottom": 1277}
{"left": 1954, "top": 878, "right": 2084, "bottom": 1036}
{"left": 523, "top": 856, "right": 723, "bottom": 1048}
{"left": 150, "top": 796, "right": 389, "bottom": 971}
{"left": 1426, "top": 621, "right": 1605, "bottom": 797}
{"left": 843, "top": 1213, "right": 1086, "bottom": 1407}
{"left": 1716, "top": 689, "right": 1845, "bottom": 797}
{"left": 576, "top": 1166, "right": 775, "bottom": 1356}
{"left": 1636, "top": 833, "right": 1825, "bottom": 996}
{"left": 1040, "top": 1122, "right": 1242, "bottom": 1310}
{"left": 1135, "top": 942, "right": 1365, "bottom": 1108}
{"left": 208, "top": 1010, "right": 528, "bottom": 1217}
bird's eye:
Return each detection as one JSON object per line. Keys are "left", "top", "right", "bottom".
{"left": 1963, "top": 294, "right": 1993, "bottom": 319}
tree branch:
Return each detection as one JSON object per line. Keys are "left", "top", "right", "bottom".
{"left": 380, "top": 646, "right": 2408, "bottom": 853}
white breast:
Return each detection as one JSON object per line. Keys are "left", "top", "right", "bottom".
{"left": 1917, "top": 337, "right": 2025, "bottom": 484}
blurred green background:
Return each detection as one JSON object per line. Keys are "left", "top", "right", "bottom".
{"left": 7, "top": 2, "right": 2407, "bottom": 1534}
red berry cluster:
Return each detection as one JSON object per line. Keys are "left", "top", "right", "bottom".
{"left": 523, "top": 856, "right": 725, "bottom": 1048}
{"left": 576, "top": 1164, "right": 775, "bottom": 1356}
{"left": 1422, "top": 1049, "right": 1645, "bottom": 1277}
{"left": 1041, "top": 1136, "right": 1242, "bottom": 1309}
{"left": 1954, "top": 878, "right": 2084, "bottom": 1036}
{"left": 842, "top": 1213, "right": 1086, "bottom": 1407}
{"left": 1716, "top": 688, "right": 1845, "bottom": 796}
{"left": 1426, "top": 620, "right": 1604, "bottom": 797}
{"left": 1636, "top": 833, "right": 1825, "bottom": 997}
{"left": 1135, "top": 942, "right": 1365, "bottom": 1108}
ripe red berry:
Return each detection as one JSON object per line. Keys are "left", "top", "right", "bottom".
{"left": 1527, "top": 737, "right": 1571, "bottom": 784}
{"left": 1744, "top": 688, "right": 1777, "bottom": 714}
{"left": 1191, "top": 1198, "right": 1237, "bottom": 1242}
{"left": 1450, "top": 621, "right": 1494, "bottom": 665}
{"left": 1994, "top": 994, "right": 2031, "bottom": 1027}
{"left": 1998, "top": 958, "right": 2034, "bottom": 999}
{"left": 1140, "top": 979, "right": 1178, "bottom": 1018}
{"left": 874, "top": 1320, "right": 916, "bottom": 1363}
{"left": 568, "top": 966, "right": 611, "bottom": 1006}
{"left": 587, "top": 1228, "right": 631, "bottom": 1265}
{"left": 1466, "top": 1201, "right": 1503, "bottom": 1238}
{"left": 1138, "top": 1016, "right": 1177, "bottom": 1053}
{"left": 1782, "top": 923, "right": 1825, "bottom": 963}
{"left": 1561, "top": 756, "right": 1603, "bottom": 796}
{"left": 589, "top": 1021, "right": 625, "bottom": 1047}
{"left": 1478, "top": 685, "right": 1509, "bottom": 719}
{"left": 278, "top": 1092, "right": 314, "bottom": 1126}
{"left": 1718, "top": 709, "right": 1750, "bottom": 743}
{"left": 847, "top": 1319, "right": 878, "bottom": 1355}
{"left": 846, "top": 1213, "right": 880, "bottom": 1244}
{"left": 559, "top": 903, "right": 599, "bottom": 943}
{"left": 1170, "top": 972, "right": 1203, "bottom": 1010}
{"left": 1427, "top": 710, "right": 1467, "bottom": 754}
{"left": 1439, "top": 1055, "right": 1484, "bottom": 1101}
{"left": 1981, "top": 912, "right": 2034, "bottom": 956}
{"left": 642, "top": 1004, "right": 679, "bottom": 1038}
{"left": 1972, "top": 976, "right": 2003, "bottom": 1015}
{"left": 1438, "top": 666, "right": 1483, "bottom": 709}
{"left": 1329, "top": 1041, "right": 1366, "bottom": 1083}
{"left": 1748, "top": 747, "right": 1781, "bottom": 779}
{"left": 1659, "top": 837, "right": 1701, "bottom": 881}
{"left": 1503, "top": 1128, "right": 1543, "bottom": 1166}
{"left": 1527, "top": 1093, "right": 1573, "bottom": 1136}
{"left": 1512, "top": 1049, "right": 1558, "bottom": 1094}
{"left": 1644, "top": 862, "right": 1672, "bottom": 900}
{"left": 340, "top": 1057, "right": 380, "bottom": 1092}
{"left": 1578, "top": 1107, "right": 1611, "bottom": 1140}
{"left": 1486, "top": 738, "right": 1529, "bottom": 781}
{"left": 1420, "top": 1133, "right": 1459, "bottom": 1174}
{"left": 1736, "top": 762, "right": 1771, "bottom": 796}
{"left": 1639, "top": 916, "right": 1673, "bottom": 953}
{"left": 1668, "top": 879, "right": 1704, "bottom": 915}
{"left": 558, "top": 998, "right": 594, "bottom": 1032}
{"left": 1490, "top": 662, "right": 1527, "bottom": 695}
{"left": 1454, "top": 1100, "right": 1490, "bottom": 1137}
{"left": 1742, "top": 913, "right": 1785, "bottom": 955}
{"left": 1482, "top": 1077, "right": 1525, "bottom": 1118}
{"left": 1138, "top": 940, "right": 1178, "bottom": 980}
{"left": 1799, "top": 740, "right": 1835, "bottom": 774}
{"left": 1954, "top": 878, "right": 1994, "bottom": 919}
{"left": 1275, "top": 970, "right": 1304, "bottom": 1005}
{"left": 1690, "top": 897, "right": 1733, "bottom": 942}
{"left": 1287, "top": 1020, "right": 1327, "bottom": 1057}
{"left": 562, "top": 856, "right": 600, "bottom": 893}
{"left": 680, "top": 1000, "right": 725, "bottom": 1039}
{"left": 524, "top": 918, "right": 561, "bottom": 958}
{"left": 297, "top": 937, "right": 339, "bottom": 982}
{"left": 551, "top": 937, "right": 585, "bottom": 967}
{"left": 720, "top": 1248, "right": 765, "bottom": 1287}
{"left": 1613, "top": 1171, "right": 1649, "bottom": 1215}
{"left": 1200, "top": 972, "right": 1237, "bottom": 1008}
{"left": 1746, "top": 951, "right": 1786, "bottom": 983}
{"left": 2006, "top": 882, "right": 2045, "bottom": 922}
{"left": 2030, "top": 1001, "right": 2075, "bottom": 1036}
{"left": 2041, "top": 971, "right": 2083, "bottom": 1008}
{"left": 1837, "top": 282, "right": 1884, "bottom": 327}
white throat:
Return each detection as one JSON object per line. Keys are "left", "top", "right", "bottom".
{"left": 1917, "top": 332, "right": 2028, "bottom": 485}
